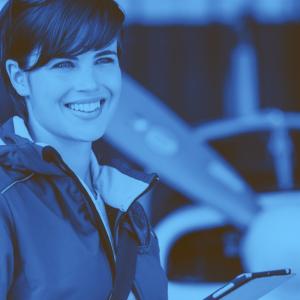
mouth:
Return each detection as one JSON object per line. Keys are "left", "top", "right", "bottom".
{"left": 64, "top": 98, "right": 106, "bottom": 113}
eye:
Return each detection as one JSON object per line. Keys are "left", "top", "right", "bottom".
{"left": 95, "top": 57, "right": 115, "bottom": 65}
{"left": 52, "top": 61, "right": 74, "bottom": 69}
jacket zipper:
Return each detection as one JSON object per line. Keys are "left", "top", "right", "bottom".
{"left": 73, "top": 175, "right": 115, "bottom": 265}
{"left": 132, "top": 280, "right": 143, "bottom": 300}
{"left": 113, "top": 174, "right": 159, "bottom": 252}
{"left": 44, "top": 146, "right": 160, "bottom": 299}
{"left": 45, "top": 147, "right": 117, "bottom": 274}
{"left": 113, "top": 175, "right": 159, "bottom": 300}
{"left": 71, "top": 173, "right": 117, "bottom": 266}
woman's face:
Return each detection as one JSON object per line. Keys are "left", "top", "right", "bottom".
{"left": 24, "top": 40, "right": 122, "bottom": 143}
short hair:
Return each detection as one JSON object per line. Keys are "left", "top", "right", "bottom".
{"left": 0, "top": 0, "right": 125, "bottom": 118}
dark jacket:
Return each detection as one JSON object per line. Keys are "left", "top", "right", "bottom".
{"left": 0, "top": 116, "right": 168, "bottom": 300}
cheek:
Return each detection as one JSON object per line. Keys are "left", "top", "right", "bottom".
{"left": 107, "top": 71, "right": 122, "bottom": 112}
{"left": 28, "top": 74, "right": 68, "bottom": 109}
{"left": 115, "top": 67, "right": 122, "bottom": 89}
{"left": 99, "top": 66, "right": 122, "bottom": 95}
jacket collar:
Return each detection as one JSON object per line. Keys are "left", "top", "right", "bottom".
{"left": 0, "top": 116, "right": 157, "bottom": 211}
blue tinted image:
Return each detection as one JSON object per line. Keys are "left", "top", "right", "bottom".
{"left": 0, "top": 0, "right": 300, "bottom": 299}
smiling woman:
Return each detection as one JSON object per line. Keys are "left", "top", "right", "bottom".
{"left": 16, "top": 42, "right": 122, "bottom": 144}
{"left": 0, "top": 1, "right": 168, "bottom": 300}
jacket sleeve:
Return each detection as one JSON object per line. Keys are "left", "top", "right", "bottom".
{"left": 0, "top": 193, "right": 15, "bottom": 298}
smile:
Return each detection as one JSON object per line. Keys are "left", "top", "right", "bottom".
{"left": 65, "top": 99, "right": 106, "bottom": 113}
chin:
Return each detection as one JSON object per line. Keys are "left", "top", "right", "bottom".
{"left": 73, "top": 129, "right": 106, "bottom": 142}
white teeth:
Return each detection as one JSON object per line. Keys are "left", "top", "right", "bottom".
{"left": 67, "top": 100, "right": 102, "bottom": 113}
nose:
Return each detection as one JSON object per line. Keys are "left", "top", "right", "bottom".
{"left": 73, "top": 66, "right": 99, "bottom": 92}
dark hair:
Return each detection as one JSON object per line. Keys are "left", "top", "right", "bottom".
{"left": 0, "top": 0, "right": 125, "bottom": 118}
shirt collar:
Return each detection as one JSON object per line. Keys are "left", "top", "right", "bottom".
{"left": 11, "top": 115, "right": 151, "bottom": 212}
{"left": 89, "top": 152, "right": 149, "bottom": 211}
{"left": 13, "top": 116, "right": 47, "bottom": 147}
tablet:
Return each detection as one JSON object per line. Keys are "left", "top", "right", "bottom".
{"left": 203, "top": 268, "right": 294, "bottom": 300}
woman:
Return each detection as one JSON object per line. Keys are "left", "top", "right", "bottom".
{"left": 0, "top": 0, "right": 168, "bottom": 299}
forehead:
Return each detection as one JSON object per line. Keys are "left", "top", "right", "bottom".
{"left": 71, "top": 40, "right": 118, "bottom": 59}
{"left": 27, "top": 39, "right": 118, "bottom": 67}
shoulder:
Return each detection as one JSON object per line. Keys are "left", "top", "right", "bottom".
{"left": 0, "top": 164, "right": 28, "bottom": 195}
{"left": 0, "top": 166, "right": 15, "bottom": 192}
{"left": 0, "top": 117, "right": 15, "bottom": 139}
{"left": 0, "top": 186, "right": 15, "bottom": 231}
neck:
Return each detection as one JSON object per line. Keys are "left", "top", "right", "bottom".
{"left": 27, "top": 118, "right": 93, "bottom": 187}
{"left": 57, "top": 141, "right": 92, "bottom": 183}
{"left": 53, "top": 141, "right": 95, "bottom": 194}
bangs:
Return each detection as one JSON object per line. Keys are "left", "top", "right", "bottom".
{"left": 22, "top": 0, "right": 124, "bottom": 70}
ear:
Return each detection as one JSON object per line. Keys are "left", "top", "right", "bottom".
{"left": 5, "top": 59, "right": 30, "bottom": 97}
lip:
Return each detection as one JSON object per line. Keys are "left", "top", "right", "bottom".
{"left": 64, "top": 97, "right": 106, "bottom": 106}
{"left": 64, "top": 101, "right": 104, "bottom": 120}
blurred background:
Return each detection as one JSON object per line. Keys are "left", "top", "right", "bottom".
{"left": 1, "top": 0, "right": 300, "bottom": 299}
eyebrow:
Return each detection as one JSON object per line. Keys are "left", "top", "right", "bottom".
{"left": 94, "top": 50, "right": 118, "bottom": 58}
{"left": 58, "top": 50, "right": 118, "bottom": 60}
